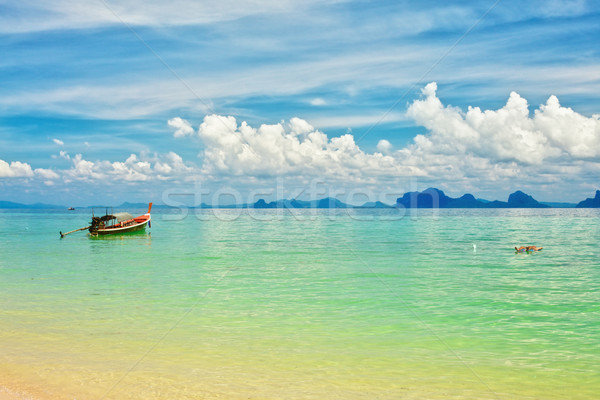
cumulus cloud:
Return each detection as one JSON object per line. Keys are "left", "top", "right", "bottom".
{"left": 164, "top": 83, "right": 599, "bottom": 195}
{"left": 52, "top": 138, "right": 64, "bottom": 146}
{"left": 0, "top": 161, "right": 58, "bottom": 181}
{"left": 64, "top": 152, "right": 195, "bottom": 182}
{"left": 0, "top": 159, "right": 34, "bottom": 178}
{"left": 2, "top": 150, "right": 196, "bottom": 193}
{"left": 195, "top": 114, "right": 417, "bottom": 181}
{"left": 405, "top": 82, "right": 600, "bottom": 166}
{"left": 376, "top": 139, "right": 393, "bottom": 155}
{"left": 153, "top": 151, "right": 194, "bottom": 179}
{"left": 392, "top": 82, "right": 600, "bottom": 192}
{"left": 66, "top": 154, "right": 102, "bottom": 181}
{"left": 168, "top": 117, "right": 195, "bottom": 138}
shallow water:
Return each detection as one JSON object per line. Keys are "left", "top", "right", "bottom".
{"left": 1, "top": 208, "right": 599, "bottom": 399}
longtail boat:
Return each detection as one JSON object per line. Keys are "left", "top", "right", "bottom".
{"left": 60, "top": 203, "right": 152, "bottom": 238}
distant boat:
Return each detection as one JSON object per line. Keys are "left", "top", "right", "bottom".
{"left": 68, "top": 207, "right": 75, "bottom": 210}
{"left": 60, "top": 203, "right": 152, "bottom": 237}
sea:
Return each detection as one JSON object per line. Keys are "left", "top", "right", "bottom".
{"left": 0, "top": 207, "right": 598, "bottom": 399}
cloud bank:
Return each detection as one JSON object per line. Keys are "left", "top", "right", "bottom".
{"left": 193, "top": 115, "right": 417, "bottom": 182}
{"left": 63, "top": 152, "right": 194, "bottom": 183}
{"left": 170, "top": 82, "right": 600, "bottom": 193}
{"left": 3, "top": 83, "right": 599, "bottom": 202}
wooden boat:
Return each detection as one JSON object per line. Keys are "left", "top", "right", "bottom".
{"left": 90, "top": 203, "right": 152, "bottom": 236}
{"left": 60, "top": 203, "right": 152, "bottom": 238}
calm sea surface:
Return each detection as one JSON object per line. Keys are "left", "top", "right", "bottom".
{"left": 0, "top": 208, "right": 599, "bottom": 399}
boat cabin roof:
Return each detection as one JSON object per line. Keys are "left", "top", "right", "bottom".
{"left": 114, "top": 212, "right": 134, "bottom": 222}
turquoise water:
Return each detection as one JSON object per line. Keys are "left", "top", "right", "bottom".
{"left": 1, "top": 208, "right": 599, "bottom": 399}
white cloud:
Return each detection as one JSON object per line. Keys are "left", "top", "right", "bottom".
{"left": 405, "top": 82, "right": 600, "bottom": 166}
{"left": 387, "top": 82, "right": 600, "bottom": 196}
{"left": 0, "top": 0, "right": 335, "bottom": 34}
{"left": 67, "top": 154, "right": 102, "bottom": 181}
{"left": 0, "top": 159, "right": 34, "bottom": 178}
{"left": 168, "top": 117, "right": 195, "bottom": 138}
{"left": 533, "top": 95, "right": 600, "bottom": 158}
{"left": 34, "top": 168, "right": 60, "bottom": 180}
{"left": 195, "top": 114, "right": 418, "bottom": 181}
{"left": 109, "top": 154, "right": 153, "bottom": 182}
{"left": 309, "top": 98, "right": 327, "bottom": 106}
{"left": 156, "top": 151, "right": 194, "bottom": 178}
{"left": 2, "top": 150, "right": 197, "bottom": 193}
{"left": 64, "top": 152, "right": 196, "bottom": 182}
{"left": 52, "top": 138, "right": 64, "bottom": 146}
{"left": 171, "top": 83, "right": 600, "bottom": 197}
{"left": 376, "top": 139, "right": 393, "bottom": 155}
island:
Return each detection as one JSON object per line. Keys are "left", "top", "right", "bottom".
{"left": 576, "top": 190, "right": 600, "bottom": 208}
{"left": 395, "top": 188, "right": 549, "bottom": 208}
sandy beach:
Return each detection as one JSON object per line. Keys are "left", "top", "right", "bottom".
{"left": 0, "top": 386, "right": 35, "bottom": 400}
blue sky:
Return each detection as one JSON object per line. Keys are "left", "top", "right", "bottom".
{"left": 1, "top": 0, "right": 599, "bottom": 205}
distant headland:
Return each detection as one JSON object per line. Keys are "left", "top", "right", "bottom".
{"left": 2, "top": 189, "right": 599, "bottom": 209}
{"left": 575, "top": 190, "right": 600, "bottom": 208}
{"left": 394, "top": 188, "right": 600, "bottom": 208}
{"left": 395, "top": 188, "right": 549, "bottom": 208}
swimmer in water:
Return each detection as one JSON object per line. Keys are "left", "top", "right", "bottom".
{"left": 515, "top": 246, "right": 543, "bottom": 252}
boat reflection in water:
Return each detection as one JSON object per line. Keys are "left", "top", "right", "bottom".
{"left": 89, "top": 230, "right": 152, "bottom": 245}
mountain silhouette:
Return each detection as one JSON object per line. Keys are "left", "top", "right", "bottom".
{"left": 576, "top": 190, "right": 600, "bottom": 208}
{"left": 396, "top": 188, "right": 548, "bottom": 208}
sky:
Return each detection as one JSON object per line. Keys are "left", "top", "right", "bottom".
{"left": 0, "top": 0, "right": 599, "bottom": 206}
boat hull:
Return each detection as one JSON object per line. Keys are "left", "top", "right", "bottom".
{"left": 95, "top": 220, "right": 149, "bottom": 235}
